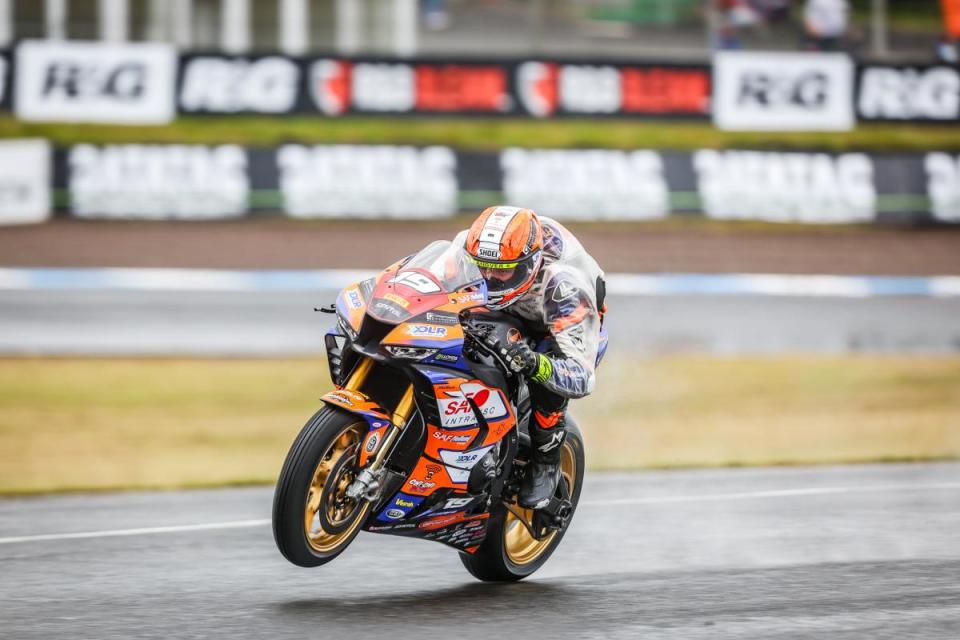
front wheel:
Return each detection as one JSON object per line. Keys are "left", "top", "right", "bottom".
{"left": 460, "top": 420, "right": 585, "bottom": 582}
{"left": 272, "top": 405, "right": 370, "bottom": 567}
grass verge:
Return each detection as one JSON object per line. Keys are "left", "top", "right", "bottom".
{"left": 0, "top": 355, "right": 957, "bottom": 494}
{"left": 4, "top": 114, "right": 960, "bottom": 152}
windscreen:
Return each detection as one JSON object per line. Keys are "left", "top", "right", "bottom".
{"left": 402, "top": 240, "right": 484, "bottom": 293}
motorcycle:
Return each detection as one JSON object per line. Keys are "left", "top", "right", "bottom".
{"left": 272, "top": 240, "right": 585, "bottom": 581}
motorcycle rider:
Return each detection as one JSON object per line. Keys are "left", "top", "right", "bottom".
{"left": 456, "top": 206, "right": 606, "bottom": 510}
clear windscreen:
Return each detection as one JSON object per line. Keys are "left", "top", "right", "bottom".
{"left": 402, "top": 240, "right": 484, "bottom": 293}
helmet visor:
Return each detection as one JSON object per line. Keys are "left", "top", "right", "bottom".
{"left": 471, "top": 254, "right": 538, "bottom": 295}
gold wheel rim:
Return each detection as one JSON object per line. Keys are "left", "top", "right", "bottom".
{"left": 503, "top": 441, "right": 577, "bottom": 566}
{"left": 303, "top": 423, "right": 370, "bottom": 554}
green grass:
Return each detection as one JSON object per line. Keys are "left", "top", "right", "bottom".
{"left": 5, "top": 114, "right": 960, "bottom": 152}
{"left": 1, "top": 356, "right": 958, "bottom": 494}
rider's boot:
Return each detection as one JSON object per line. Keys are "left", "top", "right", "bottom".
{"left": 519, "top": 409, "right": 566, "bottom": 509}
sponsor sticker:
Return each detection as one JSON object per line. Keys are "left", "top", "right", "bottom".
{"left": 364, "top": 431, "right": 380, "bottom": 453}
{"left": 433, "top": 431, "right": 472, "bottom": 443}
{"left": 385, "top": 508, "right": 405, "bottom": 519}
{"left": 437, "top": 383, "right": 508, "bottom": 428}
{"left": 406, "top": 324, "right": 448, "bottom": 338}
{"left": 390, "top": 271, "right": 442, "bottom": 294}
{"left": 439, "top": 445, "right": 494, "bottom": 483}
{"left": 384, "top": 293, "right": 411, "bottom": 308}
{"left": 407, "top": 478, "right": 436, "bottom": 493}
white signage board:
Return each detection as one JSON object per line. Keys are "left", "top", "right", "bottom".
{"left": 0, "top": 140, "right": 52, "bottom": 225}
{"left": 15, "top": 40, "right": 176, "bottom": 125}
{"left": 694, "top": 150, "right": 876, "bottom": 223}
{"left": 713, "top": 52, "right": 854, "bottom": 131}
{"left": 68, "top": 144, "right": 249, "bottom": 219}
{"left": 278, "top": 145, "right": 457, "bottom": 218}
{"left": 501, "top": 148, "right": 669, "bottom": 220}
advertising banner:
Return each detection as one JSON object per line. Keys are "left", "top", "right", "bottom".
{"left": 66, "top": 144, "right": 249, "bottom": 219}
{"left": 514, "top": 61, "right": 710, "bottom": 118}
{"left": 179, "top": 54, "right": 305, "bottom": 114}
{"left": 15, "top": 40, "right": 176, "bottom": 125}
{"left": 857, "top": 64, "right": 960, "bottom": 122}
{"left": 278, "top": 144, "right": 458, "bottom": 218}
{"left": 713, "top": 51, "right": 855, "bottom": 131}
{"left": 172, "top": 53, "right": 709, "bottom": 119}
{"left": 0, "top": 139, "right": 52, "bottom": 225}
{"left": 500, "top": 148, "right": 670, "bottom": 219}
{"left": 48, "top": 143, "right": 953, "bottom": 225}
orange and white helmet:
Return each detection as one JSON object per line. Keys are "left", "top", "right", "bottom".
{"left": 464, "top": 206, "right": 544, "bottom": 310}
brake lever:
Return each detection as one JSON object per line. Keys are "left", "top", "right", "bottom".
{"left": 315, "top": 304, "right": 336, "bottom": 314}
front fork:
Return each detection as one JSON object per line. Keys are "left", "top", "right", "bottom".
{"left": 342, "top": 357, "right": 416, "bottom": 502}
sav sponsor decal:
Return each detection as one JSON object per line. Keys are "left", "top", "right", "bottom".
{"left": 15, "top": 40, "right": 176, "bottom": 125}
{"left": 433, "top": 431, "right": 472, "bottom": 443}
{"left": 180, "top": 56, "right": 300, "bottom": 114}
{"left": 713, "top": 52, "right": 854, "bottom": 131}
{"left": 437, "top": 383, "right": 509, "bottom": 428}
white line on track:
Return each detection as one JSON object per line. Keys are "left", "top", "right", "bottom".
{"left": 1, "top": 482, "right": 958, "bottom": 546}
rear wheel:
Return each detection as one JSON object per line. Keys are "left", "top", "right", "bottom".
{"left": 272, "top": 406, "right": 370, "bottom": 567}
{"left": 459, "top": 420, "right": 585, "bottom": 582}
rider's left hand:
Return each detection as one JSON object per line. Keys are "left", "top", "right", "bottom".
{"left": 485, "top": 335, "right": 539, "bottom": 378}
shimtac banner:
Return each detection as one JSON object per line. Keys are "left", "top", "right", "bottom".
{"left": 49, "top": 144, "right": 956, "bottom": 224}
{"left": 713, "top": 51, "right": 855, "bottom": 131}
{"left": 0, "top": 139, "right": 52, "bottom": 225}
{"left": 15, "top": 40, "right": 176, "bottom": 125}
{"left": 857, "top": 64, "right": 960, "bottom": 122}
{"left": 65, "top": 144, "right": 250, "bottom": 220}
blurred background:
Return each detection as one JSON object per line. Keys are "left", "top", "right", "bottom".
{"left": 0, "top": 0, "right": 956, "bottom": 492}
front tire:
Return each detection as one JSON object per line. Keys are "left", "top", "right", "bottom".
{"left": 460, "top": 420, "right": 585, "bottom": 582}
{"left": 272, "top": 406, "right": 370, "bottom": 567}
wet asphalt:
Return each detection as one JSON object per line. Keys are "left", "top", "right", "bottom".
{"left": 1, "top": 463, "right": 959, "bottom": 639}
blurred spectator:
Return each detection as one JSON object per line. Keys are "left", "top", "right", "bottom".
{"left": 803, "top": 0, "right": 849, "bottom": 51}
{"left": 713, "top": 0, "right": 761, "bottom": 50}
{"left": 936, "top": 34, "right": 959, "bottom": 62}
{"left": 424, "top": 0, "right": 450, "bottom": 31}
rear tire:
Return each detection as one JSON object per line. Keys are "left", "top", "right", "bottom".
{"left": 459, "top": 420, "right": 585, "bottom": 582}
{"left": 272, "top": 406, "right": 370, "bottom": 567}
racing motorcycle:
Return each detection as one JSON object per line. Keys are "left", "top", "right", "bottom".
{"left": 272, "top": 240, "right": 584, "bottom": 581}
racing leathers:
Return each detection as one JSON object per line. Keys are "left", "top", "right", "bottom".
{"left": 456, "top": 217, "right": 607, "bottom": 508}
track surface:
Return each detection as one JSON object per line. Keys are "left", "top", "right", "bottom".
{"left": 1, "top": 219, "right": 959, "bottom": 275}
{"left": 2, "top": 463, "right": 959, "bottom": 639}
{"left": 3, "top": 289, "right": 959, "bottom": 355}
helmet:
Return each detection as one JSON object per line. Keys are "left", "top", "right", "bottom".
{"left": 464, "top": 206, "right": 544, "bottom": 310}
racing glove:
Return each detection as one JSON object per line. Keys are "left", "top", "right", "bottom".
{"left": 484, "top": 335, "right": 551, "bottom": 382}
